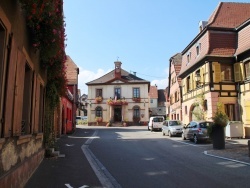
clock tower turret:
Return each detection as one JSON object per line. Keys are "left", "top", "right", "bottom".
{"left": 114, "top": 61, "right": 122, "bottom": 78}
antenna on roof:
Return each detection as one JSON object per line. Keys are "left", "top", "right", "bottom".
{"left": 117, "top": 56, "right": 119, "bottom": 61}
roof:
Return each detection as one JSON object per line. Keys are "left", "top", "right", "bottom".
{"left": 148, "top": 86, "right": 158, "bottom": 98}
{"left": 170, "top": 53, "right": 182, "bottom": 84}
{"left": 178, "top": 2, "right": 250, "bottom": 78}
{"left": 66, "top": 55, "right": 79, "bottom": 85}
{"left": 207, "top": 2, "right": 250, "bottom": 29}
{"left": 86, "top": 68, "right": 150, "bottom": 85}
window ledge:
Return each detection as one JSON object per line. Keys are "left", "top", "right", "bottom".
{"left": 17, "top": 134, "right": 32, "bottom": 145}
{"left": 35, "top": 133, "right": 43, "bottom": 139}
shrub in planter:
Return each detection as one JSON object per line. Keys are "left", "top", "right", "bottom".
{"left": 208, "top": 102, "right": 229, "bottom": 149}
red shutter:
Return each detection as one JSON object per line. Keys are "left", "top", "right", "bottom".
{"left": 13, "top": 50, "right": 26, "bottom": 136}
{"left": 4, "top": 38, "right": 17, "bottom": 137}
{"left": 34, "top": 76, "right": 40, "bottom": 133}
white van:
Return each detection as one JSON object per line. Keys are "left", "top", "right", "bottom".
{"left": 148, "top": 116, "right": 165, "bottom": 131}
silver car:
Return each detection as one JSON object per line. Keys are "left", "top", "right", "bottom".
{"left": 182, "top": 121, "right": 213, "bottom": 144}
{"left": 162, "top": 120, "right": 183, "bottom": 137}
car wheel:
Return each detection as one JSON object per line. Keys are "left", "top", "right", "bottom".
{"left": 182, "top": 133, "right": 186, "bottom": 140}
{"left": 193, "top": 135, "right": 198, "bottom": 144}
{"left": 168, "top": 131, "right": 172, "bottom": 137}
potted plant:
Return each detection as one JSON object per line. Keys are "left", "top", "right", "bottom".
{"left": 95, "top": 96, "right": 103, "bottom": 103}
{"left": 95, "top": 117, "right": 103, "bottom": 125}
{"left": 132, "top": 97, "right": 141, "bottom": 102}
{"left": 208, "top": 102, "right": 229, "bottom": 149}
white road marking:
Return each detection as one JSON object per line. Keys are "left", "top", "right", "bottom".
{"left": 81, "top": 130, "right": 122, "bottom": 188}
{"left": 65, "top": 184, "right": 73, "bottom": 188}
{"left": 203, "top": 151, "right": 250, "bottom": 166}
{"left": 65, "top": 144, "right": 75, "bottom": 146}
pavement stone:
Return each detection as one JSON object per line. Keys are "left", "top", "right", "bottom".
{"left": 205, "top": 138, "right": 250, "bottom": 164}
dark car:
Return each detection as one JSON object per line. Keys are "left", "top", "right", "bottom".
{"left": 182, "top": 120, "right": 213, "bottom": 144}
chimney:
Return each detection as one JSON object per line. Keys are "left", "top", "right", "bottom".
{"left": 198, "top": 21, "right": 208, "bottom": 32}
{"left": 114, "top": 61, "right": 122, "bottom": 78}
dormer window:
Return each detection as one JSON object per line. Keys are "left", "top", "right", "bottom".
{"left": 186, "top": 51, "right": 191, "bottom": 65}
{"left": 196, "top": 43, "right": 201, "bottom": 55}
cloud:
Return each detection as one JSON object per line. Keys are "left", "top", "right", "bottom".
{"left": 151, "top": 79, "right": 168, "bottom": 90}
{"left": 78, "top": 68, "right": 111, "bottom": 94}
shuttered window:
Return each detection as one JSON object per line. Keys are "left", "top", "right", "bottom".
{"left": 245, "top": 101, "right": 250, "bottom": 124}
{"left": 245, "top": 61, "right": 250, "bottom": 80}
{"left": 234, "top": 62, "right": 242, "bottom": 82}
{"left": 213, "top": 62, "right": 221, "bottom": 82}
{"left": 21, "top": 63, "right": 33, "bottom": 135}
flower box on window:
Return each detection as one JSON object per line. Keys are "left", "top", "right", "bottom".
{"left": 95, "top": 96, "right": 103, "bottom": 103}
{"left": 132, "top": 97, "right": 141, "bottom": 102}
{"left": 95, "top": 117, "right": 102, "bottom": 123}
{"left": 107, "top": 99, "right": 128, "bottom": 106}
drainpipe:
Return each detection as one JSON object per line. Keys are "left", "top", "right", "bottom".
{"left": 237, "top": 82, "right": 242, "bottom": 122}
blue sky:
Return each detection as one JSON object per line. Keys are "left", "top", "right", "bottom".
{"left": 63, "top": 0, "right": 250, "bottom": 94}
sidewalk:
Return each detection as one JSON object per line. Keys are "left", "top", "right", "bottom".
{"left": 25, "top": 128, "right": 103, "bottom": 188}
{"left": 205, "top": 138, "right": 250, "bottom": 164}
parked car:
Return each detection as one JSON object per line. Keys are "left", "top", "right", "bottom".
{"left": 148, "top": 116, "right": 165, "bottom": 131}
{"left": 162, "top": 120, "right": 183, "bottom": 137}
{"left": 182, "top": 120, "right": 213, "bottom": 144}
{"left": 76, "top": 116, "right": 88, "bottom": 124}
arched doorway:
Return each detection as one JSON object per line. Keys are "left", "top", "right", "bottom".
{"left": 190, "top": 104, "right": 203, "bottom": 122}
{"left": 114, "top": 106, "right": 122, "bottom": 122}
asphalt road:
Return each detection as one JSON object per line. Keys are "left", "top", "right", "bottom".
{"left": 25, "top": 126, "right": 250, "bottom": 188}
{"left": 89, "top": 126, "right": 250, "bottom": 188}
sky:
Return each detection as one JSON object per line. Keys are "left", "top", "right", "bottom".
{"left": 63, "top": 0, "right": 250, "bottom": 94}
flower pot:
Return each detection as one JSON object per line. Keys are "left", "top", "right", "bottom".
{"left": 212, "top": 125, "right": 225, "bottom": 149}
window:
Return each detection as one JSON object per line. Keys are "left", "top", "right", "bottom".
{"left": 133, "top": 106, "right": 140, "bottom": 117}
{"left": 21, "top": 63, "right": 33, "bottom": 135}
{"left": 187, "top": 54, "right": 190, "bottom": 65}
{"left": 245, "top": 61, "right": 250, "bottom": 79}
{"left": 187, "top": 76, "right": 191, "bottom": 91}
{"left": 175, "top": 91, "right": 178, "bottom": 103}
{"left": 96, "top": 89, "right": 102, "bottom": 97}
{"left": 195, "top": 70, "right": 201, "bottom": 87}
{"left": 221, "top": 64, "right": 233, "bottom": 81}
{"left": 150, "top": 99, "right": 153, "bottom": 103}
{"left": 185, "top": 106, "right": 187, "bottom": 115}
{"left": 133, "top": 88, "right": 140, "bottom": 98}
{"left": 196, "top": 43, "right": 201, "bottom": 55}
{"left": 225, "top": 104, "right": 235, "bottom": 121}
{"left": 114, "top": 87, "right": 121, "bottom": 99}
{"left": 95, "top": 106, "right": 102, "bottom": 117}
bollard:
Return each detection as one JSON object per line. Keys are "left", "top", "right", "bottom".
{"left": 248, "top": 140, "right": 250, "bottom": 157}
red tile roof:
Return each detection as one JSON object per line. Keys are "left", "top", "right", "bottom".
{"left": 208, "top": 2, "right": 250, "bottom": 28}
{"left": 66, "top": 55, "right": 79, "bottom": 85}
{"left": 148, "top": 86, "right": 158, "bottom": 98}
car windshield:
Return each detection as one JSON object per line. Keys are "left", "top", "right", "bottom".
{"left": 169, "top": 121, "right": 182, "bottom": 126}
{"left": 154, "top": 118, "right": 164, "bottom": 122}
{"left": 76, "top": 117, "right": 81, "bottom": 120}
{"left": 199, "top": 122, "right": 212, "bottom": 128}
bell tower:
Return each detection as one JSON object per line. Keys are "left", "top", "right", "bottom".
{"left": 114, "top": 61, "right": 122, "bottom": 78}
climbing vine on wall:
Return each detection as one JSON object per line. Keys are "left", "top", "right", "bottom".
{"left": 19, "top": 0, "right": 67, "bottom": 149}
